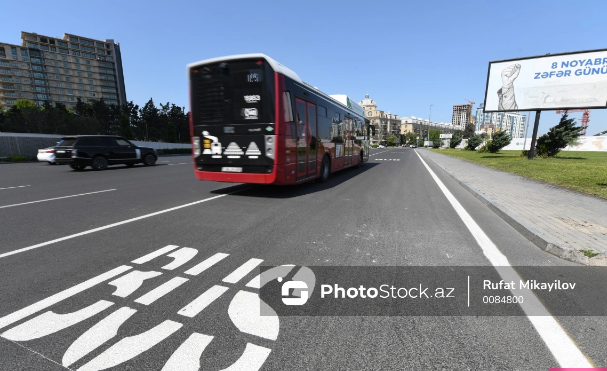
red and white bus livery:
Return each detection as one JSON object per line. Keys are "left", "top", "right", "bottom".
{"left": 187, "top": 54, "right": 372, "bottom": 184}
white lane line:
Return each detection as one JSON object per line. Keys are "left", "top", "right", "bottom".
{"left": 0, "top": 189, "right": 249, "bottom": 260}
{"left": 0, "top": 189, "right": 116, "bottom": 209}
{"left": 184, "top": 253, "right": 229, "bottom": 276}
{"left": 414, "top": 150, "right": 593, "bottom": 368}
{"left": 178, "top": 285, "right": 229, "bottom": 318}
{"left": 0, "top": 265, "right": 132, "bottom": 331}
{"left": 134, "top": 277, "right": 189, "bottom": 305}
{"left": 222, "top": 258, "right": 264, "bottom": 284}
{"left": 0, "top": 185, "right": 31, "bottom": 190}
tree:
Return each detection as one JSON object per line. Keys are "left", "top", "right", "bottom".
{"left": 463, "top": 123, "right": 475, "bottom": 139}
{"left": 487, "top": 130, "right": 512, "bottom": 153}
{"left": 13, "top": 99, "right": 37, "bottom": 111}
{"left": 386, "top": 135, "right": 398, "bottom": 146}
{"left": 404, "top": 132, "right": 417, "bottom": 145}
{"left": 536, "top": 112, "right": 582, "bottom": 157}
{"left": 450, "top": 133, "right": 463, "bottom": 148}
{"left": 120, "top": 113, "right": 134, "bottom": 139}
{"left": 466, "top": 135, "right": 483, "bottom": 150}
{"left": 429, "top": 129, "right": 442, "bottom": 148}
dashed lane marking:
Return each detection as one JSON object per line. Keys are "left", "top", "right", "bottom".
{"left": 0, "top": 189, "right": 116, "bottom": 209}
{"left": 0, "top": 185, "right": 31, "bottom": 191}
{"left": 0, "top": 189, "right": 250, "bottom": 260}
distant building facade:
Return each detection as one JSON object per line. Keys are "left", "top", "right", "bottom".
{"left": 0, "top": 31, "right": 126, "bottom": 110}
{"left": 452, "top": 104, "right": 473, "bottom": 130}
{"left": 359, "top": 94, "right": 400, "bottom": 144}
{"left": 475, "top": 103, "right": 527, "bottom": 138}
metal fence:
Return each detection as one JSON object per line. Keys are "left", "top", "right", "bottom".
{"left": 0, "top": 133, "right": 191, "bottom": 158}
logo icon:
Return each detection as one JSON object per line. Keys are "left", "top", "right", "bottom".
{"left": 279, "top": 277, "right": 309, "bottom": 306}
{"left": 242, "top": 108, "right": 258, "bottom": 120}
{"left": 244, "top": 95, "right": 261, "bottom": 103}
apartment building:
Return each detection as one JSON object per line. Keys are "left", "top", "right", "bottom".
{"left": 451, "top": 104, "right": 473, "bottom": 130}
{"left": 0, "top": 31, "right": 126, "bottom": 110}
{"left": 475, "top": 103, "right": 527, "bottom": 138}
{"left": 359, "top": 94, "right": 400, "bottom": 144}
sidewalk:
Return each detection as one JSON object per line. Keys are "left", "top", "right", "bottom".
{"left": 418, "top": 149, "right": 607, "bottom": 266}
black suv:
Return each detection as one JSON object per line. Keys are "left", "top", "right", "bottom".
{"left": 54, "top": 135, "right": 157, "bottom": 171}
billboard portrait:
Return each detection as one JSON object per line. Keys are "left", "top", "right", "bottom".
{"left": 483, "top": 49, "right": 607, "bottom": 112}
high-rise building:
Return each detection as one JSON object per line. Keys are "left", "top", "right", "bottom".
{"left": 451, "top": 104, "right": 473, "bottom": 130}
{"left": 475, "top": 103, "right": 527, "bottom": 138}
{"left": 0, "top": 31, "right": 126, "bottom": 109}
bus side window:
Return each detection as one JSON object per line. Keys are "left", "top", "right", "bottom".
{"left": 282, "top": 91, "right": 294, "bottom": 138}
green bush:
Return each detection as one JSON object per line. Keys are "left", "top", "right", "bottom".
{"left": 535, "top": 112, "right": 582, "bottom": 157}
{"left": 477, "top": 140, "right": 491, "bottom": 153}
{"left": 487, "top": 131, "right": 512, "bottom": 153}
{"left": 466, "top": 135, "right": 483, "bottom": 150}
{"left": 0, "top": 156, "right": 31, "bottom": 162}
{"left": 450, "top": 134, "right": 463, "bottom": 148}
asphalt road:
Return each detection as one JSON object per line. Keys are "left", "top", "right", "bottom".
{"left": 0, "top": 149, "right": 605, "bottom": 370}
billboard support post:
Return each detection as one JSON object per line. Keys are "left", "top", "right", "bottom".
{"left": 527, "top": 110, "right": 541, "bottom": 160}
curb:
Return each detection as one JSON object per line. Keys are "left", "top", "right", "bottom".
{"left": 421, "top": 151, "right": 607, "bottom": 266}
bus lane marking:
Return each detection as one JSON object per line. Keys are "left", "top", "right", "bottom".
{"left": 0, "top": 244, "right": 311, "bottom": 370}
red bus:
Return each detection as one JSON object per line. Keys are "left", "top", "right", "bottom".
{"left": 187, "top": 54, "right": 373, "bottom": 184}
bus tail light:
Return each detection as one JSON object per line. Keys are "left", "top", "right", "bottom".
{"left": 193, "top": 136, "right": 201, "bottom": 156}
{"left": 264, "top": 135, "right": 275, "bottom": 160}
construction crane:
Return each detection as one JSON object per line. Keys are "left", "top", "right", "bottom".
{"left": 465, "top": 99, "right": 475, "bottom": 124}
{"left": 555, "top": 109, "right": 590, "bottom": 135}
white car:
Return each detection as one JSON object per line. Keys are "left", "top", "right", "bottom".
{"left": 377, "top": 145, "right": 385, "bottom": 149}
{"left": 37, "top": 147, "right": 56, "bottom": 164}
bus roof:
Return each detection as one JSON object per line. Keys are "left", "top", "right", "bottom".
{"left": 186, "top": 53, "right": 302, "bottom": 84}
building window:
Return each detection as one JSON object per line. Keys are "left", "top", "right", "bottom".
{"left": 90, "top": 93, "right": 96, "bottom": 97}
{"left": 54, "top": 61, "right": 58, "bottom": 66}
{"left": 67, "top": 90, "right": 73, "bottom": 95}
{"left": 62, "top": 56, "right": 67, "bottom": 61}
{"left": 59, "top": 48, "right": 69, "bottom": 54}
{"left": 50, "top": 47, "right": 56, "bottom": 52}
{"left": 57, "top": 89, "right": 63, "bottom": 93}
{"left": 86, "top": 66, "right": 92, "bottom": 71}
{"left": 59, "top": 96, "right": 65, "bottom": 101}
{"left": 96, "top": 42, "right": 104, "bottom": 48}
{"left": 69, "top": 36, "right": 78, "bottom": 42}
{"left": 5, "top": 99, "right": 16, "bottom": 104}
{"left": 66, "top": 84, "right": 72, "bottom": 88}
{"left": 22, "top": 57, "right": 28, "bottom": 62}
{"left": 78, "top": 85, "right": 84, "bottom": 89}
{"left": 27, "top": 43, "right": 39, "bottom": 49}
{"left": 80, "top": 92, "right": 85, "bottom": 96}
{"left": 72, "top": 51, "right": 80, "bottom": 56}
{"left": 76, "top": 65, "right": 81, "bottom": 70}
{"left": 70, "top": 43, "right": 79, "bottom": 49}
{"left": 77, "top": 72, "right": 82, "bottom": 77}
{"left": 68, "top": 97, "right": 74, "bottom": 102}
{"left": 57, "top": 41, "right": 67, "bottom": 47}
{"left": 89, "top": 87, "right": 95, "bottom": 91}
{"left": 40, "top": 45, "right": 49, "bottom": 51}
{"left": 56, "top": 76, "right": 61, "bottom": 81}
{"left": 87, "top": 73, "right": 93, "bottom": 78}
{"left": 87, "top": 79, "right": 93, "bottom": 84}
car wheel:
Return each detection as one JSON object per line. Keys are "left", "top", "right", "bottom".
{"left": 91, "top": 156, "right": 108, "bottom": 171}
{"left": 318, "top": 156, "right": 330, "bottom": 183}
{"left": 69, "top": 164, "right": 86, "bottom": 171}
{"left": 143, "top": 154, "right": 156, "bottom": 166}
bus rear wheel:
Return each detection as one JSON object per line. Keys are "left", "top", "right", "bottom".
{"left": 318, "top": 156, "right": 330, "bottom": 183}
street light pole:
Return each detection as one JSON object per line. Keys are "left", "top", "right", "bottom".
{"left": 428, "top": 104, "right": 433, "bottom": 147}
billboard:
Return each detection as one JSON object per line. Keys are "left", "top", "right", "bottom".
{"left": 483, "top": 49, "right": 607, "bottom": 112}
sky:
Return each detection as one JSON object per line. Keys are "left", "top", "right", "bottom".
{"left": 3, "top": 0, "right": 607, "bottom": 136}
